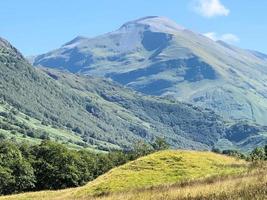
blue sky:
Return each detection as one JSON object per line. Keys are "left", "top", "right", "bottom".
{"left": 1, "top": 0, "right": 266, "bottom": 55}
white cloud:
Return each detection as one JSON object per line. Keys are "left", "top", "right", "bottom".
{"left": 194, "top": 0, "right": 230, "bottom": 17}
{"left": 203, "top": 32, "right": 218, "bottom": 40}
{"left": 220, "top": 34, "right": 240, "bottom": 43}
{"left": 204, "top": 32, "right": 240, "bottom": 43}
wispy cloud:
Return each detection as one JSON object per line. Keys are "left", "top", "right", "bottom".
{"left": 203, "top": 32, "right": 218, "bottom": 40}
{"left": 204, "top": 32, "right": 240, "bottom": 43}
{"left": 193, "top": 0, "right": 230, "bottom": 17}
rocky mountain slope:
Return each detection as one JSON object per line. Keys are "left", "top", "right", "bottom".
{"left": 33, "top": 16, "right": 267, "bottom": 125}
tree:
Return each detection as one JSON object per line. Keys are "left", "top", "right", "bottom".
{"left": 151, "top": 137, "right": 170, "bottom": 151}
{"left": 31, "top": 141, "right": 85, "bottom": 190}
{"left": 108, "top": 151, "right": 129, "bottom": 166}
{"left": 11, "top": 159, "right": 35, "bottom": 193}
{"left": 0, "top": 166, "right": 14, "bottom": 194}
{"left": 0, "top": 133, "right": 6, "bottom": 141}
{"left": 72, "top": 127, "right": 83, "bottom": 134}
{"left": 211, "top": 147, "right": 221, "bottom": 154}
{"left": 264, "top": 145, "right": 267, "bottom": 160}
{"left": 0, "top": 141, "right": 35, "bottom": 194}
{"left": 222, "top": 149, "right": 246, "bottom": 159}
{"left": 250, "top": 147, "right": 265, "bottom": 161}
{"left": 131, "top": 140, "right": 153, "bottom": 159}
{"left": 39, "top": 132, "right": 50, "bottom": 140}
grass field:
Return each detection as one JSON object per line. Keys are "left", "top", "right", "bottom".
{"left": 77, "top": 150, "right": 247, "bottom": 196}
{"left": 90, "top": 170, "right": 267, "bottom": 200}
{"left": 0, "top": 150, "right": 257, "bottom": 200}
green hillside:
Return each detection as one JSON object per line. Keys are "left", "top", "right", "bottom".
{"left": 0, "top": 102, "right": 94, "bottom": 150}
{"left": 1, "top": 37, "right": 267, "bottom": 151}
{"left": 0, "top": 150, "right": 249, "bottom": 200}
{"left": 0, "top": 37, "right": 230, "bottom": 150}
{"left": 76, "top": 150, "right": 247, "bottom": 196}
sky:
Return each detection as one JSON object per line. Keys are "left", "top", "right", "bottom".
{"left": 1, "top": 0, "right": 266, "bottom": 56}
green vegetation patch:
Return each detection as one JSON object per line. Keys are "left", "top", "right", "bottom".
{"left": 77, "top": 150, "right": 247, "bottom": 196}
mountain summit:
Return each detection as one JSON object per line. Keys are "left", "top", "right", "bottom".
{"left": 119, "top": 16, "right": 185, "bottom": 33}
{"left": 33, "top": 16, "right": 267, "bottom": 124}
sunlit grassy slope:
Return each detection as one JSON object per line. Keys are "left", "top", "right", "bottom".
{"left": 0, "top": 103, "right": 99, "bottom": 151}
{"left": 77, "top": 150, "right": 247, "bottom": 196}
{"left": 91, "top": 171, "right": 267, "bottom": 200}
{"left": 0, "top": 150, "right": 249, "bottom": 200}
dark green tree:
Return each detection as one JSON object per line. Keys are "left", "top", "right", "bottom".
{"left": 0, "top": 166, "right": 14, "bottom": 194}
{"left": 132, "top": 140, "right": 153, "bottom": 159}
{"left": 0, "top": 133, "right": 6, "bottom": 141}
{"left": 152, "top": 137, "right": 170, "bottom": 151}
{"left": 32, "top": 141, "right": 86, "bottom": 189}
{"left": 0, "top": 141, "right": 35, "bottom": 194}
{"left": 264, "top": 145, "right": 267, "bottom": 160}
{"left": 250, "top": 147, "right": 265, "bottom": 161}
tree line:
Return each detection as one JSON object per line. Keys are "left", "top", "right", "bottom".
{"left": 212, "top": 145, "right": 267, "bottom": 161}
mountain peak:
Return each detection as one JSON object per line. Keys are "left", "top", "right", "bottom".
{"left": 63, "top": 36, "right": 88, "bottom": 47}
{"left": 120, "top": 16, "right": 185, "bottom": 33}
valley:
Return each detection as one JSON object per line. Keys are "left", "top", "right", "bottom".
{"left": 1, "top": 2, "right": 267, "bottom": 199}
{"left": 1, "top": 37, "right": 267, "bottom": 152}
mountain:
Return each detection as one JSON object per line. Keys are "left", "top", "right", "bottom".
{"left": 2, "top": 37, "right": 267, "bottom": 151}
{"left": 33, "top": 16, "right": 267, "bottom": 125}
{"left": 0, "top": 37, "right": 232, "bottom": 150}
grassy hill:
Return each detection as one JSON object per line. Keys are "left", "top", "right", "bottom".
{"left": 77, "top": 150, "right": 247, "bottom": 196}
{"left": 88, "top": 170, "right": 267, "bottom": 200}
{"left": 0, "top": 150, "right": 251, "bottom": 200}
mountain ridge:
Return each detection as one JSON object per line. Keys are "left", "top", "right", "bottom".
{"left": 32, "top": 16, "right": 267, "bottom": 125}
{"left": 2, "top": 36, "right": 267, "bottom": 151}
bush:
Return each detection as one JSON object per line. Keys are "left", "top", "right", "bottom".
{"left": 250, "top": 147, "right": 265, "bottom": 161}
{"left": 0, "top": 133, "right": 7, "bottom": 141}
{"left": 151, "top": 137, "right": 169, "bottom": 151}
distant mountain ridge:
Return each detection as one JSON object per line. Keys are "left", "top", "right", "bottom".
{"left": 2, "top": 36, "right": 267, "bottom": 151}
{"left": 33, "top": 16, "right": 267, "bottom": 125}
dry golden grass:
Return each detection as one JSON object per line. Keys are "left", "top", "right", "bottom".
{"left": 90, "top": 171, "right": 267, "bottom": 200}
{"left": 76, "top": 150, "right": 247, "bottom": 196}
{"left": 2, "top": 170, "right": 265, "bottom": 200}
